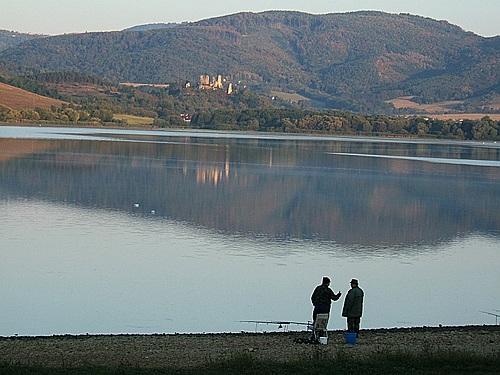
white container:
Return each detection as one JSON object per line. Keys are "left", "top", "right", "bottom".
{"left": 319, "top": 336, "right": 328, "bottom": 345}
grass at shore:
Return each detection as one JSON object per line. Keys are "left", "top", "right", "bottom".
{"left": 2, "top": 350, "right": 499, "bottom": 375}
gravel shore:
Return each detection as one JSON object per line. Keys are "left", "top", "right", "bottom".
{"left": 1, "top": 326, "right": 499, "bottom": 369}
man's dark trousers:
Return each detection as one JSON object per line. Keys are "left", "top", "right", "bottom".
{"left": 347, "top": 317, "right": 360, "bottom": 334}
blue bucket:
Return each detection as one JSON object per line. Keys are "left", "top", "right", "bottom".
{"left": 344, "top": 332, "right": 357, "bottom": 345}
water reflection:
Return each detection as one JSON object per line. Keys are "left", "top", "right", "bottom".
{"left": 1, "top": 132, "right": 500, "bottom": 335}
{"left": 1, "top": 137, "right": 499, "bottom": 251}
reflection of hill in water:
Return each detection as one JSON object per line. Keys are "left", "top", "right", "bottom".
{"left": 0, "top": 138, "right": 499, "bottom": 247}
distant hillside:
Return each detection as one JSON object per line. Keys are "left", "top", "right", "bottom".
{"left": 0, "top": 11, "right": 498, "bottom": 112}
{"left": 0, "top": 30, "right": 47, "bottom": 52}
{"left": 0, "top": 82, "right": 65, "bottom": 110}
{"left": 123, "top": 23, "right": 180, "bottom": 32}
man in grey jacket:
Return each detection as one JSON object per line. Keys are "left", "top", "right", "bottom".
{"left": 342, "top": 279, "right": 364, "bottom": 336}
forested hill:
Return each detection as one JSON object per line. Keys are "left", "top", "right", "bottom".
{"left": 0, "top": 30, "right": 46, "bottom": 52}
{"left": 123, "top": 23, "right": 180, "bottom": 32}
{"left": 0, "top": 11, "right": 498, "bottom": 112}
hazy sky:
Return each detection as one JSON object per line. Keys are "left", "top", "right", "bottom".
{"left": 1, "top": 0, "right": 499, "bottom": 36}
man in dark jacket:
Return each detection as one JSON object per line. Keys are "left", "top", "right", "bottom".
{"left": 311, "top": 277, "right": 342, "bottom": 322}
{"left": 342, "top": 279, "right": 364, "bottom": 336}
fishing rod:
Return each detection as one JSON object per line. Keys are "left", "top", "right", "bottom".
{"left": 240, "top": 320, "right": 312, "bottom": 332}
{"left": 480, "top": 311, "right": 500, "bottom": 325}
{"left": 240, "top": 320, "right": 311, "bottom": 326}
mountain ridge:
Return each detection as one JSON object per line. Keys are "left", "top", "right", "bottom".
{"left": 0, "top": 30, "right": 47, "bottom": 52}
{"left": 123, "top": 23, "right": 180, "bottom": 32}
{"left": 0, "top": 11, "right": 498, "bottom": 113}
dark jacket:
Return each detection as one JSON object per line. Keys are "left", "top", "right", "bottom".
{"left": 342, "top": 286, "right": 364, "bottom": 318}
{"left": 311, "top": 284, "right": 341, "bottom": 307}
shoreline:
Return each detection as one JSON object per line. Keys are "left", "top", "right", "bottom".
{"left": 2, "top": 323, "right": 498, "bottom": 339}
{"left": 1, "top": 325, "right": 499, "bottom": 370}
{"left": 1, "top": 122, "right": 499, "bottom": 148}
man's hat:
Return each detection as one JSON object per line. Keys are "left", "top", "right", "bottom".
{"left": 350, "top": 279, "right": 359, "bottom": 285}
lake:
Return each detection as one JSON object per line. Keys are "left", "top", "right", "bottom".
{"left": 1, "top": 126, "right": 499, "bottom": 336}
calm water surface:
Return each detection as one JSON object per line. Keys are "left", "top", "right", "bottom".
{"left": 1, "top": 126, "right": 499, "bottom": 335}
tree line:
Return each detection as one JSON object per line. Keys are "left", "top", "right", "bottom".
{"left": 189, "top": 108, "right": 500, "bottom": 141}
{"left": 0, "top": 104, "right": 115, "bottom": 124}
{"left": 2, "top": 102, "right": 498, "bottom": 141}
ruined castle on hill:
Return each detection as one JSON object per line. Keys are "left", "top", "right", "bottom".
{"left": 198, "top": 74, "right": 233, "bottom": 95}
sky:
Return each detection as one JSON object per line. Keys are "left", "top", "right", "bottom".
{"left": 0, "top": 0, "right": 499, "bottom": 37}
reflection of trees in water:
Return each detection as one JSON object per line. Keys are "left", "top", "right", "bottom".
{"left": 0, "top": 138, "right": 499, "bottom": 247}
{"left": 0, "top": 139, "right": 53, "bottom": 162}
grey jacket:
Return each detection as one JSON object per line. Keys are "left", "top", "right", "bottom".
{"left": 342, "top": 286, "right": 364, "bottom": 318}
